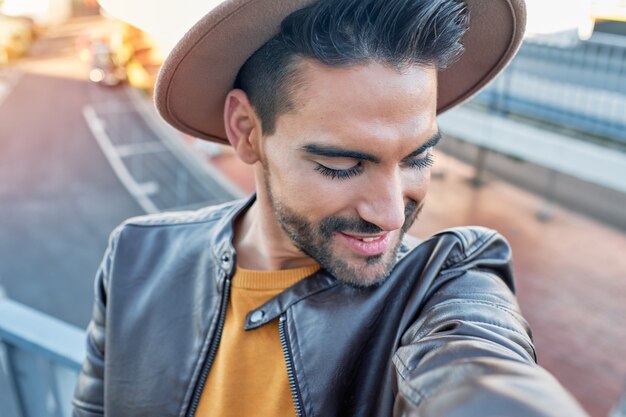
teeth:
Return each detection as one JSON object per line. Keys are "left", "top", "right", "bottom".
{"left": 361, "top": 237, "right": 380, "bottom": 242}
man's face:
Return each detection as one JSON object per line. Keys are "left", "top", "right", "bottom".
{"left": 257, "top": 60, "right": 438, "bottom": 287}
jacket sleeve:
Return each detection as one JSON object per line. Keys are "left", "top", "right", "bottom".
{"left": 393, "top": 228, "right": 589, "bottom": 417}
{"left": 72, "top": 226, "right": 122, "bottom": 417}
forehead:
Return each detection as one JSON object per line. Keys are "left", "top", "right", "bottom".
{"left": 274, "top": 59, "right": 438, "bottom": 151}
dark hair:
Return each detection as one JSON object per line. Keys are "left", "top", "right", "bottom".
{"left": 234, "top": 0, "right": 469, "bottom": 134}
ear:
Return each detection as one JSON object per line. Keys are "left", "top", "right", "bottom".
{"left": 223, "top": 89, "right": 262, "bottom": 165}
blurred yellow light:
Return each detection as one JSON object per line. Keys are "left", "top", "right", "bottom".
{"left": 79, "top": 49, "right": 91, "bottom": 62}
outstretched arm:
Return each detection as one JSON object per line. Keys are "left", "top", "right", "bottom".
{"left": 393, "top": 229, "right": 588, "bottom": 417}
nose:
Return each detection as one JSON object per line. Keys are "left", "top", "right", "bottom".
{"left": 356, "top": 171, "right": 406, "bottom": 232}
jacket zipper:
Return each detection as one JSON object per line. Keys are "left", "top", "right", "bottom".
{"left": 186, "top": 277, "right": 232, "bottom": 417}
{"left": 279, "top": 314, "right": 305, "bottom": 417}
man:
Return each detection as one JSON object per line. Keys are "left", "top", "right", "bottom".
{"left": 73, "top": 0, "right": 589, "bottom": 416}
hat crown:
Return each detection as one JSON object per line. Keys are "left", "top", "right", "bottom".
{"left": 155, "top": 0, "right": 526, "bottom": 143}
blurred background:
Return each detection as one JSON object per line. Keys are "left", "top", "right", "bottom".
{"left": 0, "top": 0, "right": 625, "bottom": 416}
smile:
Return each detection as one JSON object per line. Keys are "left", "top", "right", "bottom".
{"left": 338, "top": 232, "right": 392, "bottom": 257}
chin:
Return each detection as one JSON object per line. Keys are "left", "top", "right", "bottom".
{"left": 326, "top": 255, "right": 396, "bottom": 288}
{"left": 342, "top": 276, "right": 388, "bottom": 289}
{"left": 318, "top": 233, "right": 404, "bottom": 288}
{"left": 335, "top": 271, "right": 390, "bottom": 289}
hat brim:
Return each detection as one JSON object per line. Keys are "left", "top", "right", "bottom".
{"left": 155, "top": 0, "right": 526, "bottom": 145}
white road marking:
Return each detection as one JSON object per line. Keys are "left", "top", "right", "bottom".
{"left": 0, "top": 71, "right": 22, "bottom": 109}
{"left": 88, "top": 101, "right": 137, "bottom": 115}
{"left": 137, "top": 181, "right": 160, "bottom": 196}
{"left": 116, "top": 141, "right": 166, "bottom": 157}
{"left": 83, "top": 105, "right": 159, "bottom": 214}
{"left": 124, "top": 86, "right": 245, "bottom": 199}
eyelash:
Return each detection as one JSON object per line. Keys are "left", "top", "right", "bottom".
{"left": 315, "top": 152, "right": 435, "bottom": 180}
{"left": 315, "top": 162, "right": 363, "bottom": 180}
{"left": 406, "top": 152, "right": 435, "bottom": 170}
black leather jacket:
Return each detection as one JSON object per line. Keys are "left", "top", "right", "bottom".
{"left": 73, "top": 196, "right": 588, "bottom": 417}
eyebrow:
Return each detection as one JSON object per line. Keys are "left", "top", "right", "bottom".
{"left": 300, "top": 130, "right": 442, "bottom": 164}
{"left": 402, "top": 130, "right": 442, "bottom": 160}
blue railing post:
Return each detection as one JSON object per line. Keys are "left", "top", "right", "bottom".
{"left": 0, "top": 298, "right": 86, "bottom": 417}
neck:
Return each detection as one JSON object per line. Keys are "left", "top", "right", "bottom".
{"left": 234, "top": 198, "right": 317, "bottom": 271}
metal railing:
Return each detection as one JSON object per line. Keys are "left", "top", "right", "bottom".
{"left": 473, "top": 35, "right": 626, "bottom": 145}
{"left": 0, "top": 298, "right": 85, "bottom": 417}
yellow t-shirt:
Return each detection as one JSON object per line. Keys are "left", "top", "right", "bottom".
{"left": 196, "top": 264, "right": 320, "bottom": 416}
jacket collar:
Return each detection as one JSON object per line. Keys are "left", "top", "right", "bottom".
{"left": 211, "top": 194, "right": 256, "bottom": 279}
{"left": 213, "top": 193, "right": 420, "bottom": 328}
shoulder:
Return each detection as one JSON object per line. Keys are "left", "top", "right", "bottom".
{"left": 96, "top": 198, "right": 251, "bottom": 289}
{"left": 396, "top": 226, "right": 513, "bottom": 292}
{"left": 122, "top": 198, "right": 245, "bottom": 229}
{"left": 432, "top": 226, "right": 504, "bottom": 247}
{"left": 429, "top": 226, "right": 511, "bottom": 268}
{"left": 398, "top": 226, "right": 509, "bottom": 264}
{"left": 104, "top": 197, "right": 249, "bottom": 256}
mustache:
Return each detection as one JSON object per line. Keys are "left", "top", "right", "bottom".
{"left": 319, "top": 200, "right": 422, "bottom": 238}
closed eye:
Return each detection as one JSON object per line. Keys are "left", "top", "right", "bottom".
{"left": 315, "top": 152, "right": 434, "bottom": 181}
{"left": 314, "top": 162, "right": 363, "bottom": 180}
{"left": 404, "top": 152, "right": 435, "bottom": 170}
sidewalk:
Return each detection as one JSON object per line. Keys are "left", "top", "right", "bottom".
{"left": 206, "top": 144, "right": 626, "bottom": 417}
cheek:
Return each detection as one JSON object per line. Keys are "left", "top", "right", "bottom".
{"left": 266, "top": 158, "right": 353, "bottom": 213}
{"left": 403, "top": 170, "right": 431, "bottom": 202}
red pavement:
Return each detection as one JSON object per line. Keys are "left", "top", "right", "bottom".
{"left": 208, "top": 147, "right": 626, "bottom": 417}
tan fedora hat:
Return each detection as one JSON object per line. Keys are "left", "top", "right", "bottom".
{"left": 155, "top": 0, "right": 526, "bottom": 145}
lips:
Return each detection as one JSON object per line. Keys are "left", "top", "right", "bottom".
{"left": 338, "top": 232, "right": 392, "bottom": 257}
